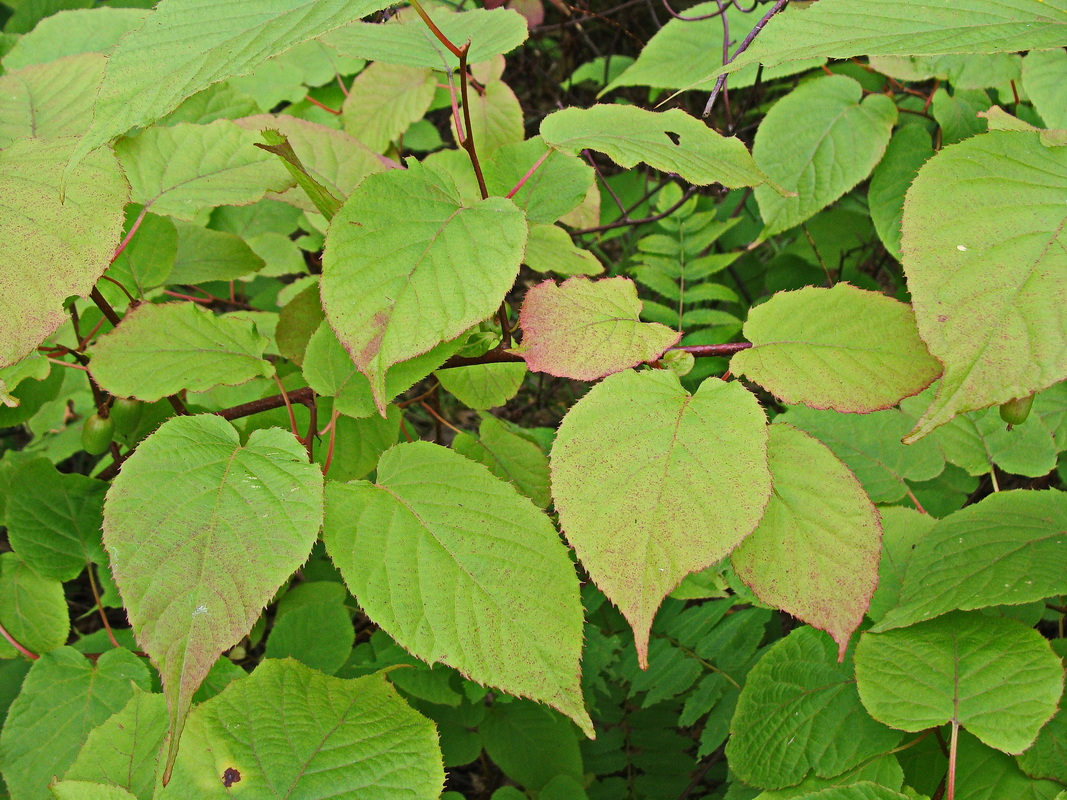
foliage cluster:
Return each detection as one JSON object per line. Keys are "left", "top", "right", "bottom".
{"left": 0, "top": 0, "right": 1065, "bottom": 799}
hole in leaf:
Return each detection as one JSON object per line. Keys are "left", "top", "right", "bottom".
{"left": 222, "top": 767, "right": 242, "bottom": 787}
{"left": 665, "top": 131, "right": 681, "bottom": 146}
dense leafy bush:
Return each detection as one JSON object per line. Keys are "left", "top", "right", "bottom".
{"left": 0, "top": 0, "right": 1064, "bottom": 798}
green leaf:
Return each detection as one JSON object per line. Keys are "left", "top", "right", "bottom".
{"left": 753, "top": 76, "right": 897, "bottom": 238}
{"left": 867, "top": 507, "right": 937, "bottom": 623}
{"left": 102, "top": 415, "right": 324, "bottom": 777}
{"left": 170, "top": 221, "right": 265, "bottom": 284}
{"left": 869, "top": 126, "right": 935, "bottom": 262}
{"left": 435, "top": 362, "right": 527, "bottom": 410}
{"left": 0, "top": 137, "right": 128, "bottom": 368}
{"left": 0, "top": 54, "right": 106, "bottom": 147}
{"left": 236, "top": 114, "right": 388, "bottom": 212}
{"left": 4, "top": 458, "right": 107, "bottom": 581}
{"left": 522, "top": 223, "right": 604, "bottom": 276}
{"left": 264, "top": 583, "right": 354, "bottom": 675}
{"left": 115, "top": 120, "right": 292, "bottom": 221}
{"left": 515, "top": 277, "right": 681, "bottom": 380}
{"left": 322, "top": 6, "right": 528, "bottom": 70}
{"left": 778, "top": 406, "right": 944, "bottom": 503}
{"left": 1018, "top": 704, "right": 1067, "bottom": 784}
{"left": 855, "top": 612, "right": 1064, "bottom": 754}
{"left": 752, "top": 757, "right": 906, "bottom": 799}
{"left": 540, "top": 105, "right": 774, "bottom": 189}
{"left": 957, "top": 729, "right": 1065, "bottom": 800}
{"left": 0, "top": 552, "right": 69, "bottom": 659}
{"left": 302, "top": 320, "right": 461, "bottom": 418}
{"left": 872, "top": 490, "right": 1067, "bottom": 632}
{"left": 50, "top": 782, "right": 139, "bottom": 800}
{"left": 106, "top": 210, "right": 177, "bottom": 300}
{"left": 341, "top": 63, "right": 438, "bottom": 153}
{"left": 160, "top": 82, "right": 262, "bottom": 127}
{"left": 481, "top": 700, "right": 583, "bottom": 791}
{"left": 483, "top": 138, "right": 594, "bottom": 225}
{"left": 315, "top": 401, "right": 401, "bottom": 481}
{"left": 603, "top": 2, "right": 823, "bottom": 94}
{"left": 732, "top": 424, "right": 881, "bottom": 659}
{"left": 452, "top": 415, "right": 552, "bottom": 508}
{"left": 726, "top": 626, "right": 903, "bottom": 789}
{"left": 1, "top": 7, "right": 147, "bottom": 70}
{"left": 161, "top": 659, "right": 444, "bottom": 799}
{"left": 457, "top": 78, "right": 524, "bottom": 155}
{"left": 0, "top": 647, "right": 150, "bottom": 800}
{"left": 276, "top": 281, "right": 325, "bottom": 367}
{"left": 901, "top": 131, "right": 1067, "bottom": 442}
{"left": 551, "top": 369, "right": 771, "bottom": 665}
{"left": 930, "top": 88, "right": 991, "bottom": 145}
{"left": 255, "top": 129, "right": 342, "bottom": 220}
{"left": 321, "top": 161, "right": 527, "bottom": 412}
{"left": 63, "top": 688, "right": 168, "bottom": 799}
{"left": 731, "top": 284, "right": 940, "bottom": 412}
{"left": 323, "top": 442, "right": 591, "bottom": 735}
{"left": 700, "top": 0, "right": 1067, "bottom": 81}
{"left": 1023, "top": 49, "right": 1067, "bottom": 129}
{"left": 770, "top": 786, "right": 911, "bottom": 800}
{"left": 73, "top": 0, "right": 393, "bottom": 156}
{"left": 88, "top": 302, "right": 274, "bottom": 402}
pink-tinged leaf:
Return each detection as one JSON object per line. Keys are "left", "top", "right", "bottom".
{"left": 551, "top": 369, "right": 771, "bottom": 666}
{"left": 732, "top": 423, "right": 882, "bottom": 661}
{"left": 515, "top": 277, "right": 681, "bottom": 381}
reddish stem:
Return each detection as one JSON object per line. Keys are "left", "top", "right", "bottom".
{"left": 111, "top": 205, "right": 148, "bottom": 263}
{"left": 0, "top": 619, "right": 38, "bottom": 660}
{"left": 305, "top": 95, "right": 342, "bottom": 115}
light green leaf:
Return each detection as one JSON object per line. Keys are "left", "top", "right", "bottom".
{"left": 483, "top": 138, "right": 594, "bottom": 225}
{"left": 867, "top": 507, "right": 937, "bottom": 623}
{"left": 732, "top": 284, "right": 940, "bottom": 412}
{"left": 159, "top": 82, "right": 262, "bottom": 127}
{"left": 540, "top": 105, "right": 774, "bottom": 189}
{"left": 872, "top": 490, "right": 1067, "bottom": 632}
{"left": 302, "top": 320, "right": 462, "bottom": 418}
{"left": 603, "top": 2, "right": 823, "bottom": 94}
{"left": 0, "top": 552, "right": 69, "bottom": 659}
{"left": 551, "top": 369, "right": 771, "bottom": 665}
{"left": 515, "top": 277, "right": 681, "bottom": 380}
{"left": 321, "top": 161, "right": 527, "bottom": 412}
{"left": 522, "top": 223, "right": 604, "bottom": 276}
{"left": 342, "top": 63, "right": 438, "bottom": 153}
{"left": 170, "top": 221, "right": 265, "bottom": 284}
{"left": 322, "top": 6, "right": 528, "bottom": 70}
{"left": 102, "top": 415, "right": 324, "bottom": 777}
{"left": 161, "top": 659, "right": 444, "bottom": 799}
{"left": 457, "top": 78, "right": 524, "bottom": 155}
{"left": 250, "top": 126, "right": 342, "bottom": 219}
{"left": 0, "top": 54, "right": 106, "bottom": 148}
{"left": 726, "top": 626, "right": 903, "bottom": 789}
{"left": 4, "top": 458, "right": 107, "bottom": 581}
{"left": 315, "top": 401, "right": 401, "bottom": 482}
{"left": 772, "top": 786, "right": 910, "bottom": 800}
{"left": 63, "top": 689, "right": 168, "bottom": 799}
{"left": 869, "top": 126, "right": 935, "bottom": 262}
{"left": 0, "top": 647, "right": 150, "bottom": 800}
{"left": 778, "top": 406, "right": 945, "bottom": 503}
{"left": 732, "top": 424, "right": 881, "bottom": 659}
{"left": 0, "top": 137, "right": 128, "bottom": 368}
{"left": 50, "top": 782, "right": 139, "bottom": 800}
{"left": 323, "top": 442, "right": 591, "bottom": 735}
{"left": 931, "top": 88, "right": 991, "bottom": 145}
{"left": 2, "top": 7, "right": 147, "bottom": 70}
{"left": 902, "top": 131, "right": 1067, "bottom": 442}
{"left": 436, "top": 363, "right": 527, "bottom": 410}
{"left": 1023, "top": 49, "right": 1067, "bottom": 129}
{"left": 0, "top": 353, "right": 50, "bottom": 409}
{"left": 73, "top": 0, "right": 393, "bottom": 156}
{"left": 452, "top": 415, "right": 552, "bottom": 508}
{"left": 700, "top": 0, "right": 1067, "bottom": 81}
{"left": 753, "top": 76, "right": 897, "bottom": 238}
{"left": 855, "top": 612, "right": 1064, "bottom": 753}
{"left": 752, "top": 756, "right": 905, "bottom": 799}
{"left": 116, "top": 120, "right": 292, "bottom": 221}
{"left": 88, "top": 302, "right": 274, "bottom": 402}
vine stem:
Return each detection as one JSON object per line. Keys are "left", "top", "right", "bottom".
{"left": 947, "top": 721, "right": 959, "bottom": 800}
{"left": 0, "top": 619, "right": 37, "bottom": 660}
{"left": 87, "top": 564, "right": 120, "bottom": 650}
{"left": 111, "top": 205, "right": 147, "bottom": 263}
{"left": 702, "top": 0, "right": 789, "bottom": 117}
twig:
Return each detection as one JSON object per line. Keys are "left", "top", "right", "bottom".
{"left": 87, "top": 564, "right": 120, "bottom": 649}
{"left": 273, "top": 374, "right": 299, "bottom": 440}
{"left": 111, "top": 205, "right": 148, "bottom": 263}
{"left": 305, "top": 95, "right": 342, "bottom": 115}
{"left": 215, "top": 386, "right": 316, "bottom": 421}
{"left": 703, "top": 0, "right": 789, "bottom": 117}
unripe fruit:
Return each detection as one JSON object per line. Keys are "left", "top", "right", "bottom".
{"left": 109, "top": 397, "right": 143, "bottom": 435}
{"left": 81, "top": 414, "right": 115, "bottom": 455}
{"left": 999, "top": 393, "right": 1035, "bottom": 427}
